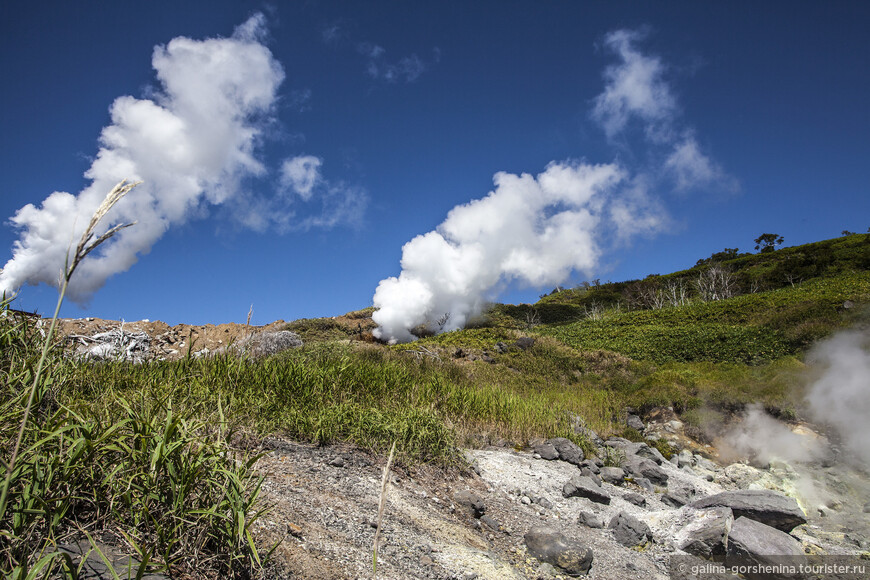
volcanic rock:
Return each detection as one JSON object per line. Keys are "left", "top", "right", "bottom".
{"left": 562, "top": 475, "right": 610, "bottom": 505}
{"left": 725, "top": 517, "right": 806, "bottom": 578}
{"left": 674, "top": 507, "right": 733, "bottom": 559}
{"left": 599, "top": 466, "right": 626, "bottom": 485}
{"left": 535, "top": 443, "right": 559, "bottom": 461}
{"left": 608, "top": 511, "right": 652, "bottom": 548}
{"left": 546, "top": 437, "right": 585, "bottom": 466}
{"left": 453, "top": 490, "right": 486, "bottom": 519}
{"left": 623, "top": 455, "right": 669, "bottom": 486}
{"left": 524, "top": 526, "right": 593, "bottom": 576}
{"left": 690, "top": 489, "right": 806, "bottom": 532}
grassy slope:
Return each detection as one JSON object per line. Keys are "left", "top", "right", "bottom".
{"left": 2, "top": 234, "right": 868, "bottom": 574}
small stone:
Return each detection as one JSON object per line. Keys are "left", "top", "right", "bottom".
{"left": 635, "top": 444, "right": 667, "bottom": 465}
{"left": 453, "top": 490, "right": 486, "bottom": 518}
{"left": 580, "top": 459, "right": 601, "bottom": 474}
{"left": 580, "top": 468, "right": 602, "bottom": 487}
{"left": 662, "top": 493, "right": 687, "bottom": 508}
{"left": 627, "top": 414, "right": 645, "bottom": 431}
{"left": 328, "top": 456, "right": 345, "bottom": 467}
{"left": 623, "top": 455, "right": 669, "bottom": 486}
{"left": 577, "top": 510, "right": 604, "bottom": 529}
{"left": 623, "top": 492, "right": 646, "bottom": 507}
{"left": 481, "top": 514, "right": 502, "bottom": 532}
{"left": 633, "top": 477, "right": 655, "bottom": 493}
{"left": 515, "top": 337, "right": 535, "bottom": 350}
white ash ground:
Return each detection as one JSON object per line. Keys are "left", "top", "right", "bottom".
{"left": 252, "top": 433, "right": 868, "bottom": 580}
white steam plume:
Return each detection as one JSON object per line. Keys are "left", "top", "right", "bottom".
{"left": 0, "top": 14, "right": 284, "bottom": 302}
{"left": 723, "top": 404, "right": 825, "bottom": 465}
{"left": 805, "top": 329, "right": 870, "bottom": 467}
{"left": 371, "top": 27, "right": 728, "bottom": 344}
{"left": 371, "top": 161, "right": 669, "bottom": 343}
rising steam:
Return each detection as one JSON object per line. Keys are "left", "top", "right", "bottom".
{"left": 371, "top": 28, "right": 733, "bottom": 343}
{"left": 0, "top": 14, "right": 284, "bottom": 302}
{"left": 723, "top": 404, "right": 825, "bottom": 465}
{"left": 805, "top": 329, "right": 870, "bottom": 467}
{"left": 371, "top": 162, "right": 666, "bottom": 343}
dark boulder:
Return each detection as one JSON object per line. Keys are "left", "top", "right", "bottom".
{"left": 535, "top": 442, "right": 559, "bottom": 461}
{"left": 622, "top": 492, "right": 647, "bottom": 507}
{"left": 546, "top": 437, "right": 585, "bottom": 466}
{"left": 562, "top": 475, "right": 611, "bottom": 505}
{"left": 725, "top": 517, "right": 806, "bottom": 579}
{"left": 675, "top": 507, "right": 733, "bottom": 559}
{"left": 623, "top": 455, "right": 669, "bottom": 486}
{"left": 524, "top": 526, "right": 593, "bottom": 576}
{"left": 608, "top": 511, "right": 652, "bottom": 548}
{"left": 690, "top": 490, "right": 806, "bottom": 532}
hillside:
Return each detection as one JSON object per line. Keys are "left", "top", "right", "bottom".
{"left": 2, "top": 233, "right": 869, "bottom": 577}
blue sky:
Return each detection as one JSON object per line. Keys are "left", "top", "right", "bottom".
{"left": 1, "top": 1, "right": 868, "bottom": 328}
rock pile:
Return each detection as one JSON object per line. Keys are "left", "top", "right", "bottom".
{"left": 465, "top": 410, "right": 867, "bottom": 579}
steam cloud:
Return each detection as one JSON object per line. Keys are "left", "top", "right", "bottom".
{"left": 372, "top": 162, "right": 666, "bottom": 343}
{"left": 723, "top": 404, "right": 825, "bottom": 465}
{"left": 0, "top": 14, "right": 285, "bottom": 302}
{"left": 372, "top": 28, "right": 732, "bottom": 343}
{"left": 805, "top": 329, "right": 870, "bottom": 467}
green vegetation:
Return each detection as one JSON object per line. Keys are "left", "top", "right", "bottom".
{"left": 1, "top": 309, "right": 269, "bottom": 577}
{"left": 538, "top": 272, "right": 870, "bottom": 364}
{"left": 2, "top": 232, "right": 868, "bottom": 576}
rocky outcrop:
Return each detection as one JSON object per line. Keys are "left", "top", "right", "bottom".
{"left": 690, "top": 489, "right": 806, "bottom": 532}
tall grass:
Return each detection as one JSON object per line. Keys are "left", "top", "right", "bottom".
{"left": 1, "top": 181, "right": 268, "bottom": 578}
